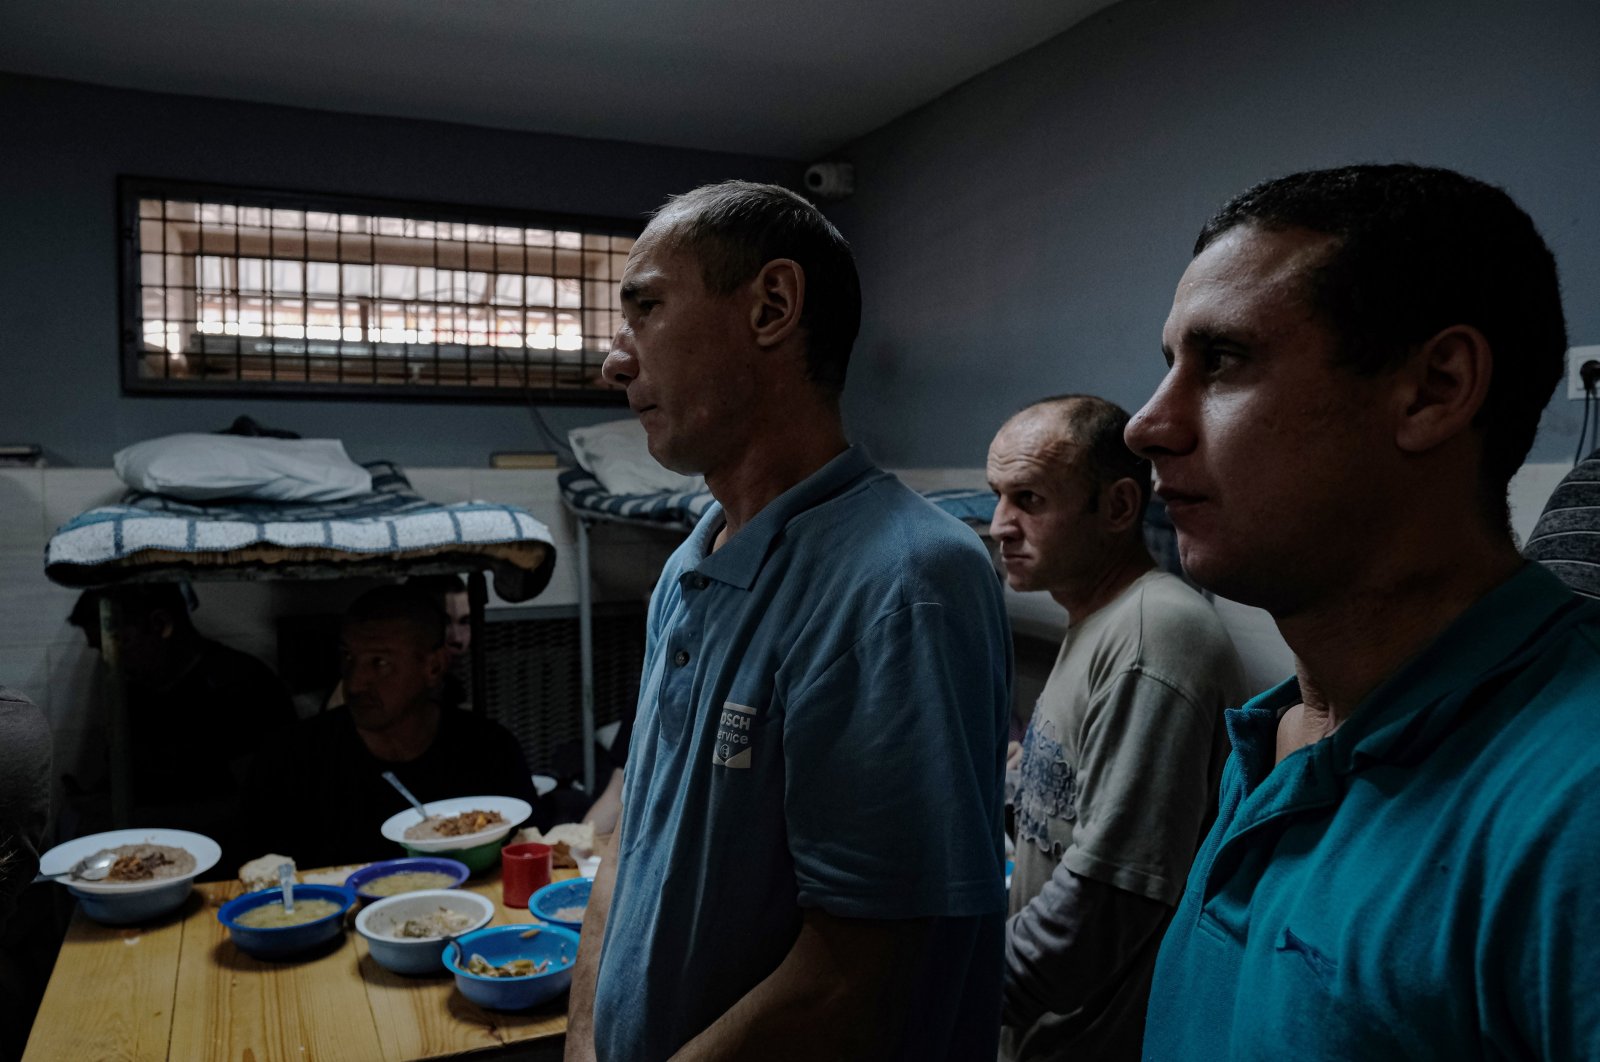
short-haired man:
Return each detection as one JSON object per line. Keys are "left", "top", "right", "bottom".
{"left": 1129, "top": 164, "right": 1600, "bottom": 1058}
{"left": 989, "top": 395, "right": 1245, "bottom": 1061}
{"left": 238, "top": 585, "right": 541, "bottom": 869}
{"left": 566, "top": 182, "right": 1012, "bottom": 1061}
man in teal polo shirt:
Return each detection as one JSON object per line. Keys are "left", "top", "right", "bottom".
{"left": 564, "top": 182, "right": 1012, "bottom": 1060}
{"left": 1127, "top": 164, "right": 1600, "bottom": 1059}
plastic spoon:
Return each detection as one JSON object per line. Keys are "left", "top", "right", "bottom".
{"left": 278, "top": 862, "right": 296, "bottom": 914}
{"left": 33, "top": 849, "right": 118, "bottom": 884}
{"left": 382, "top": 770, "right": 430, "bottom": 823}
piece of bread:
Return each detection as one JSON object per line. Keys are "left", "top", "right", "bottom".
{"left": 239, "top": 853, "right": 296, "bottom": 892}
{"left": 301, "top": 864, "right": 366, "bottom": 887}
{"left": 512, "top": 822, "right": 596, "bottom": 856}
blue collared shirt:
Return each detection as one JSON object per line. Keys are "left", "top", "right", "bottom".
{"left": 1144, "top": 563, "right": 1600, "bottom": 1060}
{"left": 593, "top": 446, "right": 1012, "bottom": 1061}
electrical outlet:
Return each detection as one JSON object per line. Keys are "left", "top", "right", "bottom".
{"left": 1569, "top": 345, "right": 1600, "bottom": 399}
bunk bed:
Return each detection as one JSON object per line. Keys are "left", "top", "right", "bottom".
{"left": 45, "top": 460, "right": 557, "bottom": 825}
{"left": 557, "top": 466, "right": 997, "bottom": 791}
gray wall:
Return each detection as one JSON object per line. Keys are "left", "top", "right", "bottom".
{"left": 830, "top": 0, "right": 1600, "bottom": 468}
{"left": 0, "top": 73, "right": 802, "bottom": 467}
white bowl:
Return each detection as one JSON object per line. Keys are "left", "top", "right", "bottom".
{"left": 380, "top": 796, "right": 532, "bottom": 854}
{"left": 39, "top": 828, "right": 221, "bottom": 924}
{"left": 356, "top": 889, "right": 495, "bottom": 976}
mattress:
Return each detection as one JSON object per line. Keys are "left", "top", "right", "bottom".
{"left": 558, "top": 468, "right": 997, "bottom": 531}
{"left": 45, "top": 461, "right": 556, "bottom": 602}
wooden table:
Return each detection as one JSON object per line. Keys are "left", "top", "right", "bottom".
{"left": 23, "top": 867, "right": 577, "bottom": 1061}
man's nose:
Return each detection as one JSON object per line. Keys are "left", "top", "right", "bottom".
{"left": 602, "top": 325, "right": 637, "bottom": 388}
{"left": 1125, "top": 371, "right": 1195, "bottom": 459}
{"left": 989, "top": 499, "right": 1019, "bottom": 541}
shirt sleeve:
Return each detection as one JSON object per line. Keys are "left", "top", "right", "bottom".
{"left": 1003, "top": 861, "right": 1171, "bottom": 1027}
{"left": 782, "top": 601, "right": 1008, "bottom": 919}
{"left": 1062, "top": 668, "right": 1221, "bottom": 905}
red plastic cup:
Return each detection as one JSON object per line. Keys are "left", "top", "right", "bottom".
{"left": 501, "top": 842, "right": 553, "bottom": 908}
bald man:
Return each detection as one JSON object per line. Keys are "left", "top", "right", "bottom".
{"left": 988, "top": 395, "right": 1245, "bottom": 1062}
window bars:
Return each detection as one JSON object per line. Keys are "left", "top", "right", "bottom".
{"left": 120, "top": 178, "right": 638, "bottom": 404}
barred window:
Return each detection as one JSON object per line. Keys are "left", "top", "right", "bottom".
{"left": 120, "top": 178, "right": 638, "bottom": 403}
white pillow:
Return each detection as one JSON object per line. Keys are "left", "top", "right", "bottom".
{"left": 113, "top": 434, "right": 373, "bottom": 502}
{"left": 568, "top": 418, "right": 705, "bottom": 496}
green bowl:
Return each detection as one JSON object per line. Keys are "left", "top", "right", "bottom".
{"left": 401, "top": 837, "right": 503, "bottom": 874}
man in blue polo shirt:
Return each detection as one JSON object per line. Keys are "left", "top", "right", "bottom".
{"left": 564, "top": 181, "right": 1012, "bottom": 1061}
{"left": 1126, "top": 164, "right": 1600, "bottom": 1059}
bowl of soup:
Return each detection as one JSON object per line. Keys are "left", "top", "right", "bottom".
{"left": 527, "top": 877, "right": 592, "bottom": 934}
{"left": 345, "top": 857, "right": 470, "bottom": 902}
{"left": 442, "top": 923, "right": 581, "bottom": 1010}
{"left": 217, "top": 884, "right": 356, "bottom": 959}
{"left": 38, "top": 828, "right": 222, "bottom": 926}
{"left": 356, "top": 888, "right": 495, "bottom": 976}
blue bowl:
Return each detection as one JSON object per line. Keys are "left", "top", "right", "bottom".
{"left": 527, "top": 877, "right": 592, "bottom": 933}
{"left": 345, "top": 857, "right": 470, "bottom": 902}
{"left": 218, "top": 884, "right": 356, "bottom": 959}
{"left": 444, "top": 923, "right": 581, "bottom": 1010}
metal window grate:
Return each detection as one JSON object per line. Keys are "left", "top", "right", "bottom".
{"left": 119, "top": 177, "right": 638, "bottom": 404}
{"left": 480, "top": 605, "right": 645, "bottom": 777}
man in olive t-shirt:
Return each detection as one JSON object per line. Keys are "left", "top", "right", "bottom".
{"left": 988, "top": 396, "right": 1246, "bottom": 1061}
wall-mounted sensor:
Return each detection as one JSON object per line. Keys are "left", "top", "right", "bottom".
{"left": 804, "top": 161, "right": 855, "bottom": 201}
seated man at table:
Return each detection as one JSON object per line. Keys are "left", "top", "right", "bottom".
{"left": 236, "top": 585, "right": 544, "bottom": 870}
{"left": 67, "top": 585, "right": 296, "bottom": 839}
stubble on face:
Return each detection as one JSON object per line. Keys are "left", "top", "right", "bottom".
{"left": 616, "top": 224, "right": 759, "bottom": 478}
{"left": 1147, "top": 225, "right": 1397, "bottom": 614}
{"left": 987, "top": 412, "right": 1099, "bottom": 595}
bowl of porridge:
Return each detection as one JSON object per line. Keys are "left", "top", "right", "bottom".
{"left": 37, "top": 828, "right": 221, "bottom": 925}
{"left": 218, "top": 884, "right": 357, "bottom": 959}
{"left": 527, "top": 877, "right": 592, "bottom": 934}
{"left": 379, "top": 796, "right": 532, "bottom": 873}
{"left": 355, "top": 888, "right": 495, "bottom": 976}
{"left": 345, "top": 857, "right": 471, "bottom": 902}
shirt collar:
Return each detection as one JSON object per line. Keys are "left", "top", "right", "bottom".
{"left": 687, "top": 445, "right": 876, "bottom": 591}
{"left": 1226, "top": 562, "right": 1593, "bottom": 790}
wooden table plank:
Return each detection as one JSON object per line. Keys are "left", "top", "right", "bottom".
{"left": 21, "top": 890, "right": 194, "bottom": 1062}
{"left": 25, "top": 865, "right": 578, "bottom": 1061}
{"left": 166, "top": 881, "right": 387, "bottom": 1062}
{"left": 362, "top": 872, "right": 574, "bottom": 1061}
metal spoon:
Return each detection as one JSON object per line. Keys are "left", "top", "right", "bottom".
{"left": 381, "top": 770, "right": 430, "bottom": 823}
{"left": 278, "top": 862, "right": 296, "bottom": 915}
{"left": 33, "top": 848, "right": 119, "bottom": 884}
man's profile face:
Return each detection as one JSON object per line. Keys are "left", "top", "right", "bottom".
{"left": 1124, "top": 224, "right": 1397, "bottom": 614}
{"left": 986, "top": 414, "right": 1105, "bottom": 595}
{"left": 340, "top": 618, "right": 444, "bottom": 733}
{"left": 442, "top": 591, "right": 471, "bottom": 661}
{"left": 602, "top": 223, "right": 759, "bottom": 475}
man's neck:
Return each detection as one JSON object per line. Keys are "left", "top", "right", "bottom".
{"left": 705, "top": 409, "right": 849, "bottom": 546}
{"left": 357, "top": 701, "right": 443, "bottom": 764}
{"left": 1049, "top": 545, "right": 1156, "bottom": 624}
{"left": 1275, "top": 532, "right": 1523, "bottom": 756}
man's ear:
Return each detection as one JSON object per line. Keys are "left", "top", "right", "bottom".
{"left": 1394, "top": 325, "right": 1493, "bottom": 455}
{"left": 749, "top": 259, "right": 805, "bottom": 349}
{"left": 1101, "top": 477, "right": 1144, "bottom": 535}
{"left": 423, "top": 646, "right": 449, "bottom": 687}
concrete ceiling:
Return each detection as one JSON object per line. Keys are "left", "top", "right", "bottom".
{"left": 0, "top": 0, "right": 1117, "bottom": 160}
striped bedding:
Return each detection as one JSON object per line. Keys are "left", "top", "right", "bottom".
{"left": 45, "top": 461, "right": 556, "bottom": 601}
